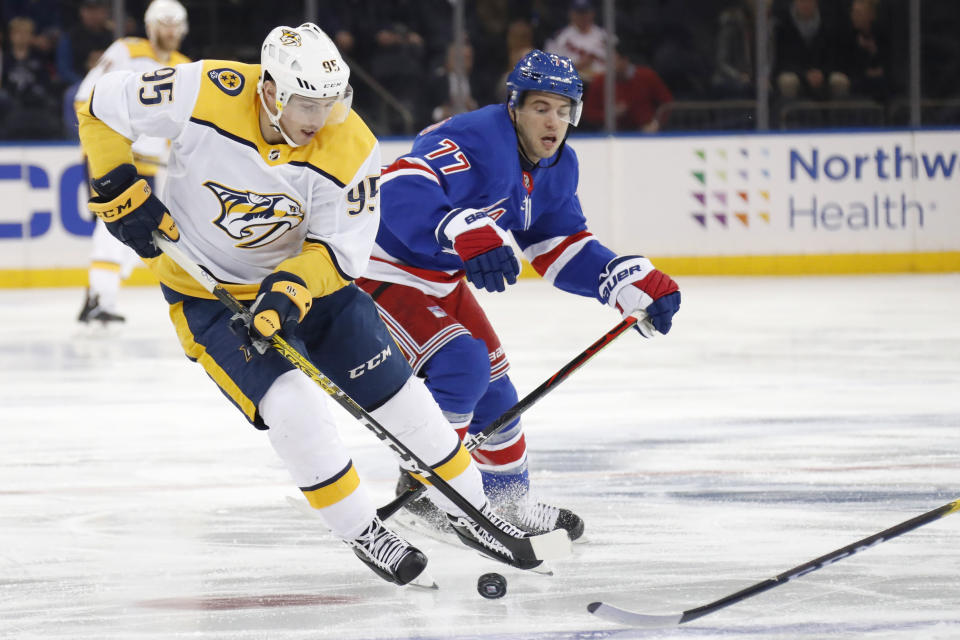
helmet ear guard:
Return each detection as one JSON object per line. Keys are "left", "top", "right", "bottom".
{"left": 257, "top": 23, "right": 352, "bottom": 146}
{"left": 506, "top": 49, "right": 584, "bottom": 126}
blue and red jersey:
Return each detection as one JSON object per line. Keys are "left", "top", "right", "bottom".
{"left": 367, "top": 104, "right": 617, "bottom": 301}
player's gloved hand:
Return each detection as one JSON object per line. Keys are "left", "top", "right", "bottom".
{"left": 87, "top": 163, "right": 179, "bottom": 259}
{"left": 440, "top": 208, "right": 520, "bottom": 293}
{"left": 243, "top": 271, "right": 313, "bottom": 343}
{"left": 599, "top": 256, "right": 680, "bottom": 338}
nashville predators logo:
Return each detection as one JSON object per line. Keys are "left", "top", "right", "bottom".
{"left": 279, "top": 29, "right": 302, "bottom": 46}
{"left": 205, "top": 181, "right": 304, "bottom": 248}
{"left": 207, "top": 67, "right": 245, "bottom": 96}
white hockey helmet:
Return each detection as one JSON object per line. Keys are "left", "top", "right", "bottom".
{"left": 258, "top": 23, "right": 353, "bottom": 146}
{"left": 144, "top": 0, "right": 188, "bottom": 41}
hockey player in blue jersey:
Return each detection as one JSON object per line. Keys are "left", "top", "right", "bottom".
{"left": 357, "top": 50, "right": 681, "bottom": 540}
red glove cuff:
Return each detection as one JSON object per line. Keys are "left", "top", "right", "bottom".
{"left": 636, "top": 269, "right": 679, "bottom": 300}
{"left": 452, "top": 226, "right": 504, "bottom": 261}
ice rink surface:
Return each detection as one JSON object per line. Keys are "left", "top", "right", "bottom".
{"left": 1, "top": 274, "right": 958, "bottom": 640}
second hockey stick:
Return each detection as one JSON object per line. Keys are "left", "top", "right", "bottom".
{"left": 588, "top": 498, "right": 960, "bottom": 627}
{"left": 377, "top": 314, "right": 641, "bottom": 521}
{"left": 153, "top": 233, "right": 570, "bottom": 569}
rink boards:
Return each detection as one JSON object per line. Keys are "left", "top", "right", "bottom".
{"left": 1, "top": 128, "right": 958, "bottom": 287}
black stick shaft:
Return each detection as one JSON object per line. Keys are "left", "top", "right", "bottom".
{"left": 377, "top": 316, "right": 639, "bottom": 520}
{"left": 154, "top": 235, "right": 543, "bottom": 561}
{"left": 679, "top": 499, "right": 960, "bottom": 624}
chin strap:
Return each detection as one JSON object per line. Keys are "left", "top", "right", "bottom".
{"left": 259, "top": 91, "right": 302, "bottom": 148}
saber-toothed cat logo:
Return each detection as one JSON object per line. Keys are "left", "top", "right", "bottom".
{"left": 204, "top": 181, "right": 304, "bottom": 248}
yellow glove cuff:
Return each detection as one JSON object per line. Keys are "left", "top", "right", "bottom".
{"left": 270, "top": 280, "right": 312, "bottom": 322}
{"left": 88, "top": 178, "right": 152, "bottom": 223}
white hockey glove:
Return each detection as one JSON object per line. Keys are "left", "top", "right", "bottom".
{"left": 598, "top": 256, "right": 680, "bottom": 338}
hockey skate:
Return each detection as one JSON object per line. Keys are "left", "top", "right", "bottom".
{"left": 505, "top": 499, "right": 585, "bottom": 542}
{"left": 346, "top": 516, "right": 428, "bottom": 586}
{"left": 394, "top": 471, "right": 455, "bottom": 535}
{"left": 447, "top": 502, "right": 542, "bottom": 570}
{"left": 77, "top": 290, "right": 126, "bottom": 325}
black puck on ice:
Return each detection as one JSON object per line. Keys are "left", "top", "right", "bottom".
{"left": 477, "top": 572, "right": 507, "bottom": 599}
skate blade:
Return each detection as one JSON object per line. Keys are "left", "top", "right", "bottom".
{"left": 408, "top": 570, "right": 439, "bottom": 590}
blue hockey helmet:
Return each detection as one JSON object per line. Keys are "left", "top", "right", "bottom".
{"left": 506, "top": 49, "right": 584, "bottom": 126}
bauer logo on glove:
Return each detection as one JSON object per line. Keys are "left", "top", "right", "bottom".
{"left": 598, "top": 255, "right": 680, "bottom": 337}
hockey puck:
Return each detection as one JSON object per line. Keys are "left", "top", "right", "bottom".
{"left": 477, "top": 572, "right": 507, "bottom": 599}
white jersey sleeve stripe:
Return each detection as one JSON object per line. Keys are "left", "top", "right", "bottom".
{"left": 381, "top": 157, "right": 440, "bottom": 185}
{"left": 523, "top": 233, "right": 595, "bottom": 285}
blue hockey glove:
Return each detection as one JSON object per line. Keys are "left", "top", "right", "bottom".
{"left": 440, "top": 208, "right": 520, "bottom": 293}
{"left": 87, "top": 163, "right": 179, "bottom": 259}
{"left": 599, "top": 256, "right": 680, "bottom": 338}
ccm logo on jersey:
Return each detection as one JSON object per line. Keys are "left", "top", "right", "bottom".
{"left": 207, "top": 68, "right": 245, "bottom": 96}
{"left": 348, "top": 346, "right": 392, "bottom": 379}
{"left": 204, "top": 181, "right": 304, "bottom": 248}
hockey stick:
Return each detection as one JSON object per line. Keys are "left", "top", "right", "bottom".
{"left": 377, "top": 314, "right": 641, "bottom": 521}
{"left": 152, "top": 233, "right": 570, "bottom": 569}
{"left": 588, "top": 498, "right": 960, "bottom": 628}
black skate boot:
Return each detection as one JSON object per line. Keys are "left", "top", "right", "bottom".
{"left": 395, "top": 470, "right": 453, "bottom": 534}
{"left": 77, "top": 290, "right": 126, "bottom": 325}
{"left": 447, "top": 502, "right": 541, "bottom": 570}
{"left": 346, "top": 516, "right": 428, "bottom": 586}
{"left": 512, "top": 500, "right": 585, "bottom": 541}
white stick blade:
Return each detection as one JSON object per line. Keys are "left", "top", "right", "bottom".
{"left": 587, "top": 602, "right": 683, "bottom": 628}
{"left": 528, "top": 528, "right": 573, "bottom": 561}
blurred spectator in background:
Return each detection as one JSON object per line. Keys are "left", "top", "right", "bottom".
{"left": 56, "top": 0, "right": 113, "bottom": 86}
{"left": 650, "top": 0, "right": 714, "bottom": 98}
{"left": 494, "top": 18, "right": 535, "bottom": 103}
{"left": 1, "top": 15, "right": 61, "bottom": 139}
{"left": 773, "top": 0, "right": 848, "bottom": 101}
{"left": 4, "top": 0, "right": 61, "bottom": 56}
{"left": 834, "top": 0, "right": 889, "bottom": 102}
{"left": 918, "top": 0, "right": 960, "bottom": 101}
{"left": 711, "top": 0, "right": 774, "bottom": 98}
{"left": 545, "top": 0, "right": 609, "bottom": 85}
{"left": 582, "top": 47, "right": 672, "bottom": 132}
{"left": 427, "top": 41, "right": 478, "bottom": 123}
{"left": 366, "top": 4, "right": 428, "bottom": 131}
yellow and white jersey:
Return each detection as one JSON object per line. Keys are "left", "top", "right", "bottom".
{"left": 87, "top": 60, "right": 381, "bottom": 298}
{"left": 76, "top": 37, "right": 190, "bottom": 173}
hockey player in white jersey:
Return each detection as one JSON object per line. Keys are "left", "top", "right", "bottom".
{"left": 76, "top": 23, "right": 557, "bottom": 585}
{"left": 76, "top": 0, "right": 190, "bottom": 325}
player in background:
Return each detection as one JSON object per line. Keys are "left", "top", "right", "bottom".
{"left": 358, "top": 50, "right": 681, "bottom": 540}
{"left": 76, "top": 23, "right": 546, "bottom": 586}
{"left": 75, "top": 0, "right": 190, "bottom": 325}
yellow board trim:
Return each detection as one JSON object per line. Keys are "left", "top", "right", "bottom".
{"left": 517, "top": 251, "right": 960, "bottom": 278}
{"left": 302, "top": 464, "right": 362, "bottom": 509}
{"left": 2, "top": 252, "right": 959, "bottom": 289}
{"left": 90, "top": 260, "right": 123, "bottom": 273}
